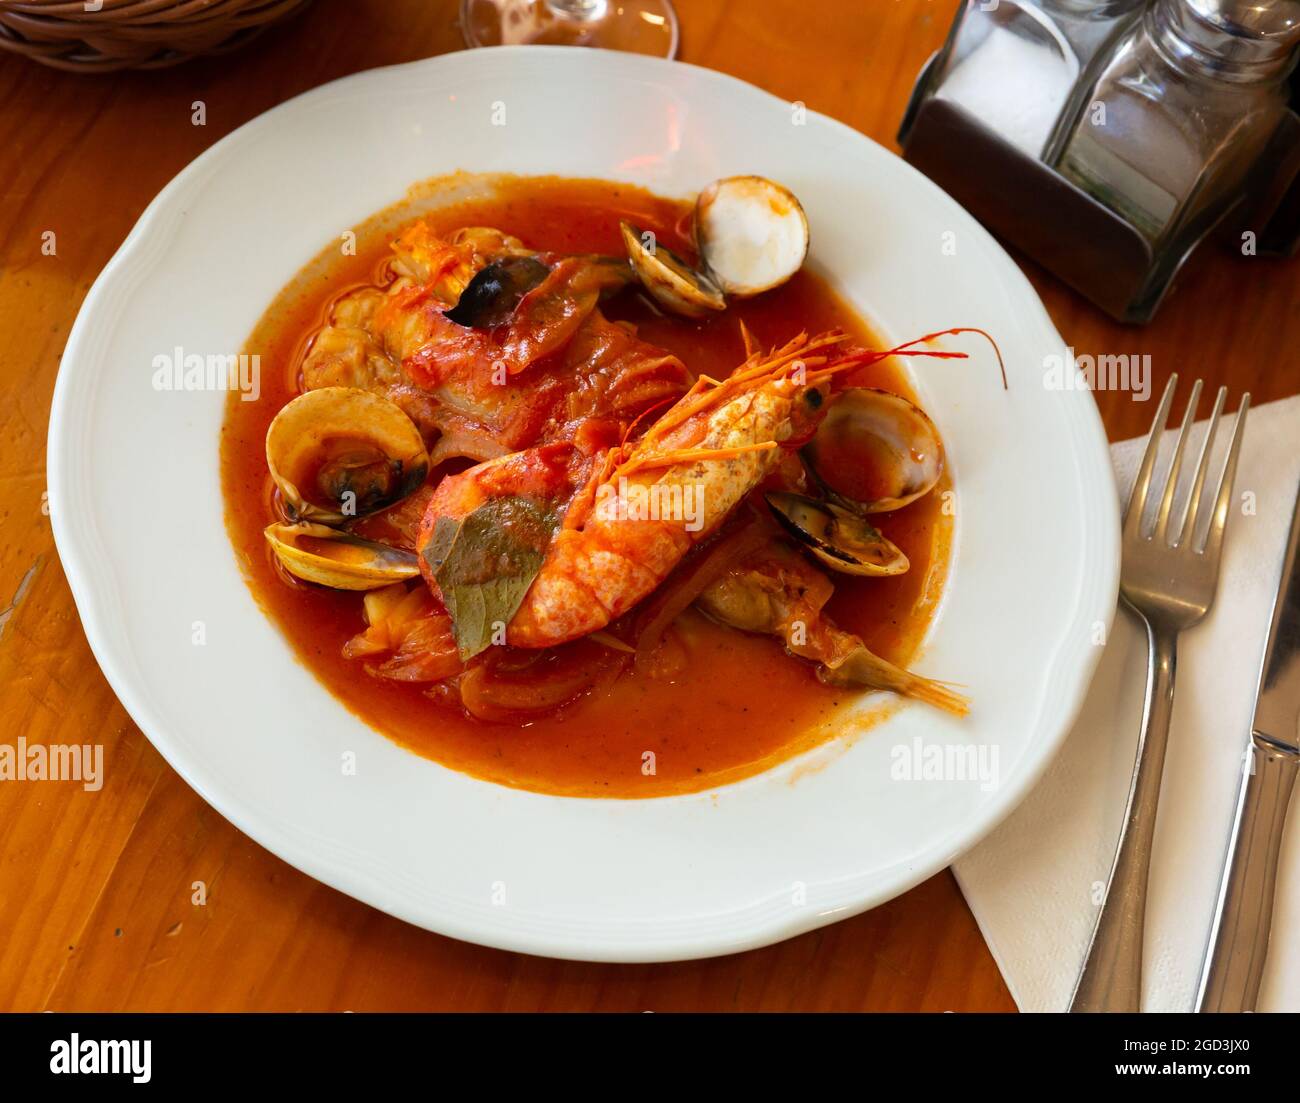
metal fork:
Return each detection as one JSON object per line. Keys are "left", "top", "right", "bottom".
{"left": 1069, "top": 375, "right": 1249, "bottom": 1013}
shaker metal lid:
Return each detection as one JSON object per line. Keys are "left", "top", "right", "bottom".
{"left": 1162, "top": 0, "right": 1300, "bottom": 79}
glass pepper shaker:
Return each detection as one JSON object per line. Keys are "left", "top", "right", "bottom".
{"left": 918, "top": 0, "right": 1146, "bottom": 159}
{"left": 1057, "top": 0, "right": 1300, "bottom": 260}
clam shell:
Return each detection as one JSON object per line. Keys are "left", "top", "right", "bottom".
{"left": 266, "top": 386, "right": 428, "bottom": 524}
{"left": 766, "top": 492, "right": 909, "bottom": 577}
{"left": 264, "top": 523, "right": 421, "bottom": 591}
{"left": 804, "top": 389, "right": 943, "bottom": 514}
{"left": 620, "top": 220, "right": 725, "bottom": 319}
{"left": 695, "top": 176, "right": 809, "bottom": 298}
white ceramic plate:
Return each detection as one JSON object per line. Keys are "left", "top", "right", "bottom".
{"left": 49, "top": 47, "right": 1118, "bottom": 962}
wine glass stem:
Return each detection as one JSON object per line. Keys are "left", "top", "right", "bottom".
{"left": 548, "top": 0, "right": 610, "bottom": 20}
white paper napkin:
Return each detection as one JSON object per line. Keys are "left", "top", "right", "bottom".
{"left": 953, "top": 394, "right": 1300, "bottom": 1013}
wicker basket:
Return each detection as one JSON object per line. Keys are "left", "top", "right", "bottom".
{"left": 0, "top": 0, "right": 314, "bottom": 72}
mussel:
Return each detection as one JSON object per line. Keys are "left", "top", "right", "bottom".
{"left": 766, "top": 492, "right": 909, "bottom": 577}
{"left": 803, "top": 389, "right": 944, "bottom": 514}
{"left": 621, "top": 175, "right": 810, "bottom": 318}
{"left": 443, "top": 256, "right": 550, "bottom": 328}
{"left": 264, "top": 522, "right": 421, "bottom": 590}
{"left": 620, "top": 220, "right": 726, "bottom": 318}
{"left": 266, "top": 387, "right": 428, "bottom": 524}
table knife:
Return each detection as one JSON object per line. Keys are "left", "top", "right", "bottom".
{"left": 1197, "top": 480, "right": 1300, "bottom": 1012}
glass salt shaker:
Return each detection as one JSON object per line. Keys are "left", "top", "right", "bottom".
{"left": 922, "top": 0, "right": 1145, "bottom": 159}
{"left": 1057, "top": 0, "right": 1300, "bottom": 260}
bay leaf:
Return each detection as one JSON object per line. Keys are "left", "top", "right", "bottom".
{"left": 423, "top": 495, "right": 559, "bottom": 660}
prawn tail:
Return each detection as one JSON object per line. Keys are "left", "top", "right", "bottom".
{"left": 819, "top": 644, "right": 970, "bottom": 717}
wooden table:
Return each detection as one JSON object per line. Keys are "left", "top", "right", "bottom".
{"left": 1, "top": 0, "right": 1295, "bottom": 1013}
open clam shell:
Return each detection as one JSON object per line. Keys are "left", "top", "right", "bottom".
{"left": 766, "top": 492, "right": 909, "bottom": 577}
{"left": 620, "top": 220, "right": 726, "bottom": 318}
{"left": 264, "top": 522, "right": 421, "bottom": 590}
{"left": 620, "top": 177, "right": 809, "bottom": 317}
{"left": 804, "top": 388, "right": 944, "bottom": 514}
{"left": 266, "top": 387, "right": 428, "bottom": 524}
{"left": 694, "top": 176, "right": 809, "bottom": 298}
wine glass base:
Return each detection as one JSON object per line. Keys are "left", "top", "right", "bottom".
{"left": 461, "top": 0, "right": 680, "bottom": 59}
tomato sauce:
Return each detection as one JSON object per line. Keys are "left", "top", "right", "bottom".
{"left": 220, "top": 176, "right": 951, "bottom": 798}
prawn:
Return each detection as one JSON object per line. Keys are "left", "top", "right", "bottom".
{"left": 419, "top": 329, "right": 971, "bottom": 651}
{"left": 696, "top": 541, "right": 969, "bottom": 715}
{"left": 504, "top": 330, "right": 953, "bottom": 647}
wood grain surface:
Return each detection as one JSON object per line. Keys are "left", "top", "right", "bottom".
{"left": 1, "top": 0, "right": 1295, "bottom": 1012}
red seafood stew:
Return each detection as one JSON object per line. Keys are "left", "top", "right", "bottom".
{"left": 221, "top": 177, "right": 952, "bottom": 798}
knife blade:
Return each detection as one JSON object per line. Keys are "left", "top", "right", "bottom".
{"left": 1251, "top": 484, "right": 1300, "bottom": 753}
{"left": 1197, "top": 478, "right": 1300, "bottom": 1011}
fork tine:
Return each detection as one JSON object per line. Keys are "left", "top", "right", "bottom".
{"left": 1125, "top": 374, "right": 1177, "bottom": 539}
{"left": 1177, "top": 385, "right": 1226, "bottom": 548}
{"left": 1201, "top": 394, "right": 1250, "bottom": 560}
{"left": 1154, "top": 378, "right": 1202, "bottom": 545}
